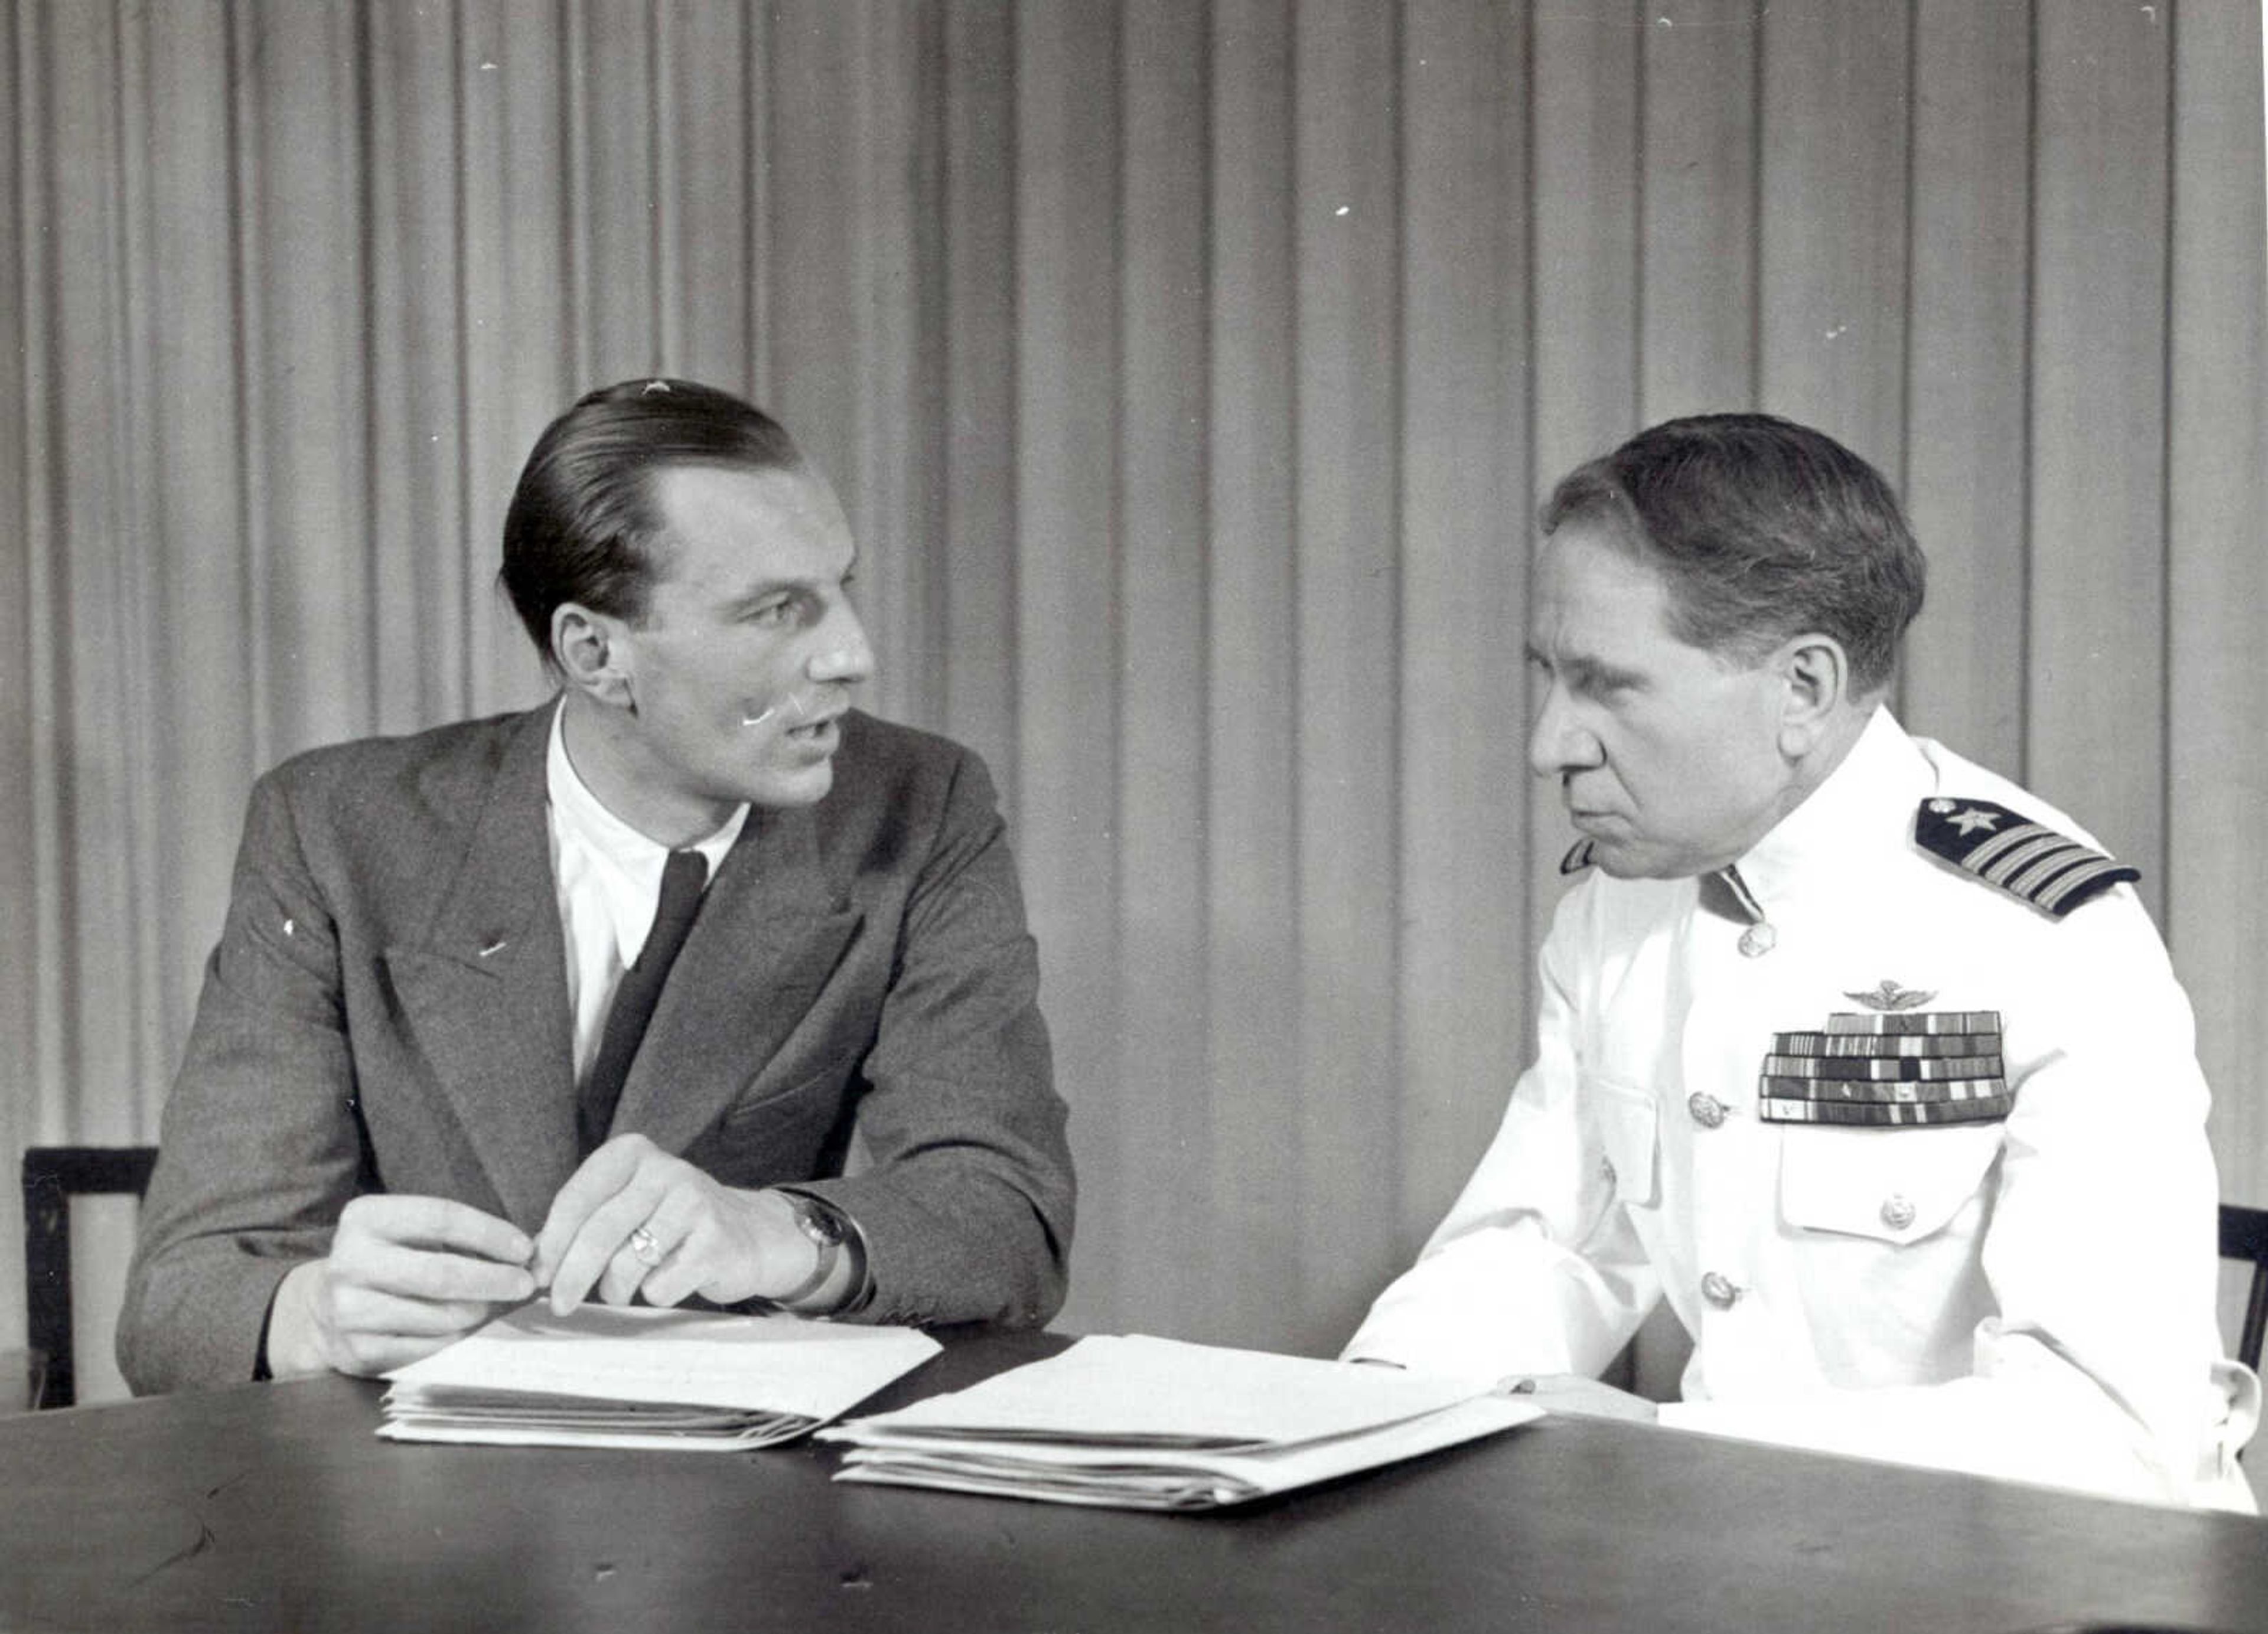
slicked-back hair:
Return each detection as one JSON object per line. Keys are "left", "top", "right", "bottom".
{"left": 1540, "top": 413, "right": 1926, "bottom": 697}
{"left": 500, "top": 377, "right": 807, "bottom": 660}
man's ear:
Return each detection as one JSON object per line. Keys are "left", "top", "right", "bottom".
{"left": 1772, "top": 633, "right": 1850, "bottom": 759}
{"left": 552, "top": 604, "right": 637, "bottom": 710}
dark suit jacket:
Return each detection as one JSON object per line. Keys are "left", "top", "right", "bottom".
{"left": 118, "top": 703, "right": 1073, "bottom": 1394}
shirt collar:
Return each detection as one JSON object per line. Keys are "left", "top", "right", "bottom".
{"left": 1727, "top": 705, "right": 1931, "bottom": 910}
{"left": 546, "top": 699, "right": 750, "bottom": 875}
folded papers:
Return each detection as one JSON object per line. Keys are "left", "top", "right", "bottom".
{"left": 817, "top": 1334, "right": 1541, "bottom": 1509}
{"left": 379, "top": 1303, "right": 941, "bottom": 1450}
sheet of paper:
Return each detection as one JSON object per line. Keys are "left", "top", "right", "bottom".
{"left": 832, "top": 1333, "right": 1489, "bottom": 1450}
{"left": 381, "top": 1303, "right": 940, "bottom": 1421}
{"left": 379, "top": 1414, "right": 814, "bottom": 1452}
{"left": 829, "top": 1387, "right": 1540, "bottom": 1509}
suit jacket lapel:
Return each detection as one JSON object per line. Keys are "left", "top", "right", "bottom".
{"left": 610, "top": 801, "right": 865, "bottom": 1153}
{"left": 384, "top": 704, "right": 581, "bottom": 1229}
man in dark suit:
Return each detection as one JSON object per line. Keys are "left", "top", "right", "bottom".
{"left": 119, "top": 379, "right": 1074, "bottom": 1393}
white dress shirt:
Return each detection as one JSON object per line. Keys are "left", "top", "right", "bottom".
{"left": 546, "top": 703, "right": 747, "bottom": 1087}
{"left": 1345, "top": 707, "right": 2259, "bottom": 1511}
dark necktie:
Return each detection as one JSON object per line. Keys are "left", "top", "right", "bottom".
{"left": 579, "top": 849, "right": 709, "bottom": 1152}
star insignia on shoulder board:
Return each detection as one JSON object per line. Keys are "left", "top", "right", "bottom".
{"left": 1946, "top": 807, "right": 2000, "bottom": 836}
{"left": 1844, "top": 979, "right": 1936, "bottom": 1012}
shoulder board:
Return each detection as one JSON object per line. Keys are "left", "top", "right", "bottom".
{"left": 1559, "top": 839, "right": 1596, "bottom": 876}
{"left": 1912, "top": 797, "right": 2137, "bottom": 918}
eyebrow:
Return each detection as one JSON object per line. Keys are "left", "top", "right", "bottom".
{"left": 719, "top": 550, "right": 859, "bottom": 615}
{"left": 1527, "top": 644, "right": 1645, "bottom": 693}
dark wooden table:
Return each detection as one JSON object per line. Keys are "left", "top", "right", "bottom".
{"left": 5, "top": 1329, "right": 2264, "bottom": 1633}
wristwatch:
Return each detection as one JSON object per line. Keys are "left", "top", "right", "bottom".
{"left": 774, "top": 1191, "right": 850, "bottom": 1308}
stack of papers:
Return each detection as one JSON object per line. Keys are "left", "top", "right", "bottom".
{"left": 818, "top": 1334, "right": 1540, "bottom": 1510}
{"left": 379, "top": 1303, "right": 940, "bottom": 1451}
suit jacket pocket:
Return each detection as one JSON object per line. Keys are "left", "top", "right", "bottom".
{"left": 687, "top": 1064, "right": 858, "bottom": 1191}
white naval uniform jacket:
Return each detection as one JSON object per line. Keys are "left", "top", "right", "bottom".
{"left": 1345, "top": 709, "right": 2259, "bottom": 1511}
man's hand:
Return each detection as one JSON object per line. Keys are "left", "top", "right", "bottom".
{"left": 532, "top": 1134, "right": 819, "bottom": 1315}
{"left": 266, "top": 1195, "right": 536, "bottom": 1378}
{"left": 1508, "top": 1372, "right": 1660, "bottom": 1423}
{"left": 1351, "top": 1361, "right": 1660, "bottom": 1423}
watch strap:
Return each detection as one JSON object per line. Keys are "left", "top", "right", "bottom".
{"left": 773, "top": 1191, "right": 863, "bottom": 1311}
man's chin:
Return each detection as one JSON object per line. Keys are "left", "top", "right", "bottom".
{"left": 1584, "top": 838, "right": 1698, "bottom": 882}
{"left": 744, "top": 761, "right": 836, "bottom": 810}
{"left": 1589, "top": 847, "right": 1650, "bottom": 880}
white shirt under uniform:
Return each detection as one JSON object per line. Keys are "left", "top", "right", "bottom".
{"left": 1345, "top": 707, "right": 2259, "bottom": 1510}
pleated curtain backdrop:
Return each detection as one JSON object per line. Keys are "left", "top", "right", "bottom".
{"left": 4, "top": 0, "right": 2263, "bottom": 1402}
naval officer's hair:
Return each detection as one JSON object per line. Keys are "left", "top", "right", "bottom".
{"left": 1539, "top": 413, "right": 1926, "bottom": 697}
{"left": 500, "top": 377, "right": 808, "bottom": 663}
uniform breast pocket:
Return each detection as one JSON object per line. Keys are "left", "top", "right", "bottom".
{"left": 1582, "top": 1075, "right": 1661, "bottom": 1210}
{"left": 1778, "top": 1124, "right": 2002, "bottom": 1246}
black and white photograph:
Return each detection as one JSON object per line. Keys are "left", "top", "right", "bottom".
{"left": 4, "top": 2, "right": 2265, "bottom": 1628}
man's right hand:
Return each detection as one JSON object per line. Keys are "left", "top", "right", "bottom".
{"left": 264, "top": 1195, "right": 537, "bottom": 1378}
{"left": 1514, "top": 1372, "right": 1659, "bottom": 1423}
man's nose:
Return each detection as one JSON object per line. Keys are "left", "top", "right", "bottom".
{"left": 1527, "top": 686, "right": 1601, "bottom": 779}
{"left": 806, "top": 599, "right": 875, "bottom": 686}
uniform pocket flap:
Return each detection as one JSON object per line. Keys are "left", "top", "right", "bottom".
{"left": 1778, "top": 1124, "right": 2001, "bottom": 1245}
{"left": 1585, "top": 1077, "right": 1661, "bottom": 1209}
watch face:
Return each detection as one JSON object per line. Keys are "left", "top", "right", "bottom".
{"left": 793, "top": 1198, "right": 845, "bottom": 1247}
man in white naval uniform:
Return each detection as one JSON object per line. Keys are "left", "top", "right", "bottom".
{"left": 1344, "top": 413, "right": 2257, "bottom": 1510}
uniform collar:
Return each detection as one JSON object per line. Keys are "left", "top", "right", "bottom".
{"left": 1725, "top": 706, "right": 1930, "bottom": 912}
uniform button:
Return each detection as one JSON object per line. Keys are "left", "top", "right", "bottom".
{"left": 1687, "top": 1092, "right": 1727, "bottom": 1130}
{"left": 1737, "top": 924, "right": 1777, "bottom": 958}
{"left": 1700, "top": 1271, "right": 1741, "bottom": 1310}
{"left": 1879, "top": 1193, "right": 1917, "bottom": 1231}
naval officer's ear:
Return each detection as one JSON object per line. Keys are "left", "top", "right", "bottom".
{"left": 1764, "top": 630, "right": 1858, "bottom": 764}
